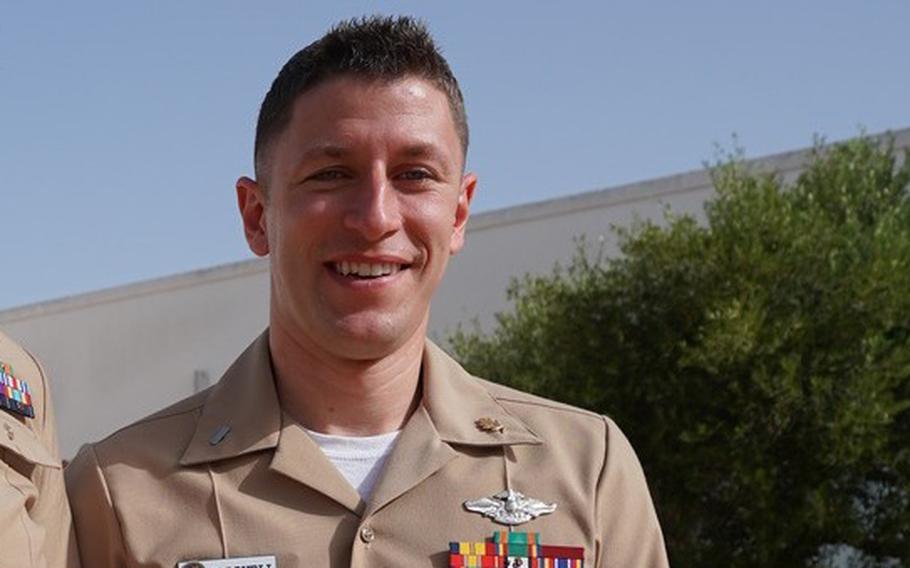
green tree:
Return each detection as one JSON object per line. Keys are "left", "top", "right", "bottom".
{"left": 450, "top": 135, "right": 910, "bottom": 567}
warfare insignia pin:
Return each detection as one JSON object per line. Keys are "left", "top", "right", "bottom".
{"left": 0, "top": 360, "right": 35, "bottom": 419}
{"left": 464, "top": 489, "right": 557, "bottom": 526}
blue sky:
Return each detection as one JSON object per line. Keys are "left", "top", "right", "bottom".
{"left": 2, "top": 1, "right": 908, "bottom": 309}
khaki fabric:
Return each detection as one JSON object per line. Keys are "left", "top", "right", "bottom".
{"left": 67, "top": 330, "right": 668, "bottom": 567}
{"left": 0, "top": 331, "right": 78, "bottom": 568}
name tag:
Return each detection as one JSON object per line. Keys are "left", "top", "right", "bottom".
{"left": 177, "top": 556, "right": 277, "bottom": 568}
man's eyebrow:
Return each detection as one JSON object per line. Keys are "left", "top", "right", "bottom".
{"left": 298, "top": 144, "right": 350, "bottom": 163}
{"left": 399, "top": 143, "right": 455, "bottom": 175}
{"left": 401, "top": 143, "right": 445, "bottom": 160}
{"left": 292, "top": 142, "right": 454, "bottom": 174}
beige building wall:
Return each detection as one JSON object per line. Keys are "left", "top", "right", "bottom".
{"left": 2, "top": 263, "right": 269, "bottom": 457}
{"left": 3, "top": 129, "right": 907, "bottom": 457}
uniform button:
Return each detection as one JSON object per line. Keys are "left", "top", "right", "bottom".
{"left": 360, "top": 526, "right": 375, "bottom": 543}
{"left": 4, "top": 424, "right": 13, "bottom": 441}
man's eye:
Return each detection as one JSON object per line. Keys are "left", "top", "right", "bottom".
{"left": 307, "top": 170, "right": 347, "bottom": 182}
{"left": 398, "top": 169, "right": 432, "bottom": 181}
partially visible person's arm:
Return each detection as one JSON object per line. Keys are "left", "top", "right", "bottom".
{"left": 0, "top": 331, "right": 80, "bottom": 567}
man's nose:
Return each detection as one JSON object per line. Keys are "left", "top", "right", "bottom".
{"left": 342, "top": 169, "right": 401, "bottom": 241}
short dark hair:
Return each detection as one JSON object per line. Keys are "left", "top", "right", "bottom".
{"left": 254, "top": 15, "right": 468, "bottom": 183}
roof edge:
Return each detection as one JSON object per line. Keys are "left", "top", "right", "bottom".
{"left": 0, "top": 258, "right": 269, "bottom": 323}
{"left": 469, "top": 126, "right": 910, "bottom": 231}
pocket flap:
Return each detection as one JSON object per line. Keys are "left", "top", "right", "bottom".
{"left": 0, "top": 412, "right": 59, "bottom": 467}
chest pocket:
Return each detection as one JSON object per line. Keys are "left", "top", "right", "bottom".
{"left": 0, "top": 412, "right": 58, "bottom": 469}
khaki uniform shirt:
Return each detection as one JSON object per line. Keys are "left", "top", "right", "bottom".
{"left": 0, "top": 331, "right": 78, "bottom": 568}
{"left": 67, "top": 331, "right": 668, "bottom": 567}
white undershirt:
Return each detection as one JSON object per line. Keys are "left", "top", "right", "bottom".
{"left": 305, "top": 428, "right": 401, "bottom": 500}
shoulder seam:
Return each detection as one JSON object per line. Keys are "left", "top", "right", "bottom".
{"left": 94, "top": 401, "right": 204, "bottom": 445}
{"left": 492, "top": 396, "right": 603, "bottom": 420}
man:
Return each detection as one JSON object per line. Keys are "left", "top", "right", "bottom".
{"left": 66, "top": 16, "right": 668, "bottom": 567}
{"left": 1, "top": 330, "right": 78, "bottom": 567}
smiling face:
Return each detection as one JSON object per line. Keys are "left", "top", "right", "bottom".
{"left": 237, "top": 75, "right": 476, "bottom": 361}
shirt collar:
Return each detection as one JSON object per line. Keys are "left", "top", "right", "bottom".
{"left": 179, "top": 330, "right": 280, "bottom": 466}
{"left": 179, "top": 330, "right": 541, "bottom": 467}
{"left": 420, "top": 340, "right": 541, "bottom": 446}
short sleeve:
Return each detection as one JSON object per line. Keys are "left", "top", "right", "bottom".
{"left": 595, "top": 416, "right": 669, "bottom": 567}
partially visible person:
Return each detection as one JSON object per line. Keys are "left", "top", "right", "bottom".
{"left": 0, "top": 330, "right": 78, "bottom": 567}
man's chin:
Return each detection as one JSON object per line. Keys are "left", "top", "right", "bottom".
{"left": 271, "top": 304, "right": 429, "bottom": 361}
{"left": 328, "top": 336, "right": 413, "bottom": 362}
{"left": 328, "top": 314, "right": 426, "bottom": 360}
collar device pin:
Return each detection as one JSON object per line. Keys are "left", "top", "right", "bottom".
{"left": 475, "top": 417, "right": 504, "bottom": 434}
{"left": 209, "top": 425, "right": 231, "bottom": 446}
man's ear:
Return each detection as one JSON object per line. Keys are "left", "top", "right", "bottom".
{"left": 450, "top": 171, "right": 477, "bottom": 255}
{"left": 236, "top": 176, "right": 270, "bottom": 257}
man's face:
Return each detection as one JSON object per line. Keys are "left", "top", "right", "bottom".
{"left": 238, "top": 75, "right": 476, "bottom": 360}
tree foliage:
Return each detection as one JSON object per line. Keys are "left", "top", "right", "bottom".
{"left": 449, "top": 135, "right": 910, "bottom": 566}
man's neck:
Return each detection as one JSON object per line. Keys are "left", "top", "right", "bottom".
{"left": 268, "top": 322, "right": 425, "bottom": 437}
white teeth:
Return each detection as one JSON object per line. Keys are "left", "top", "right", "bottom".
{"left": 334, "top": 262, "right": 402, "bottom": 277}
